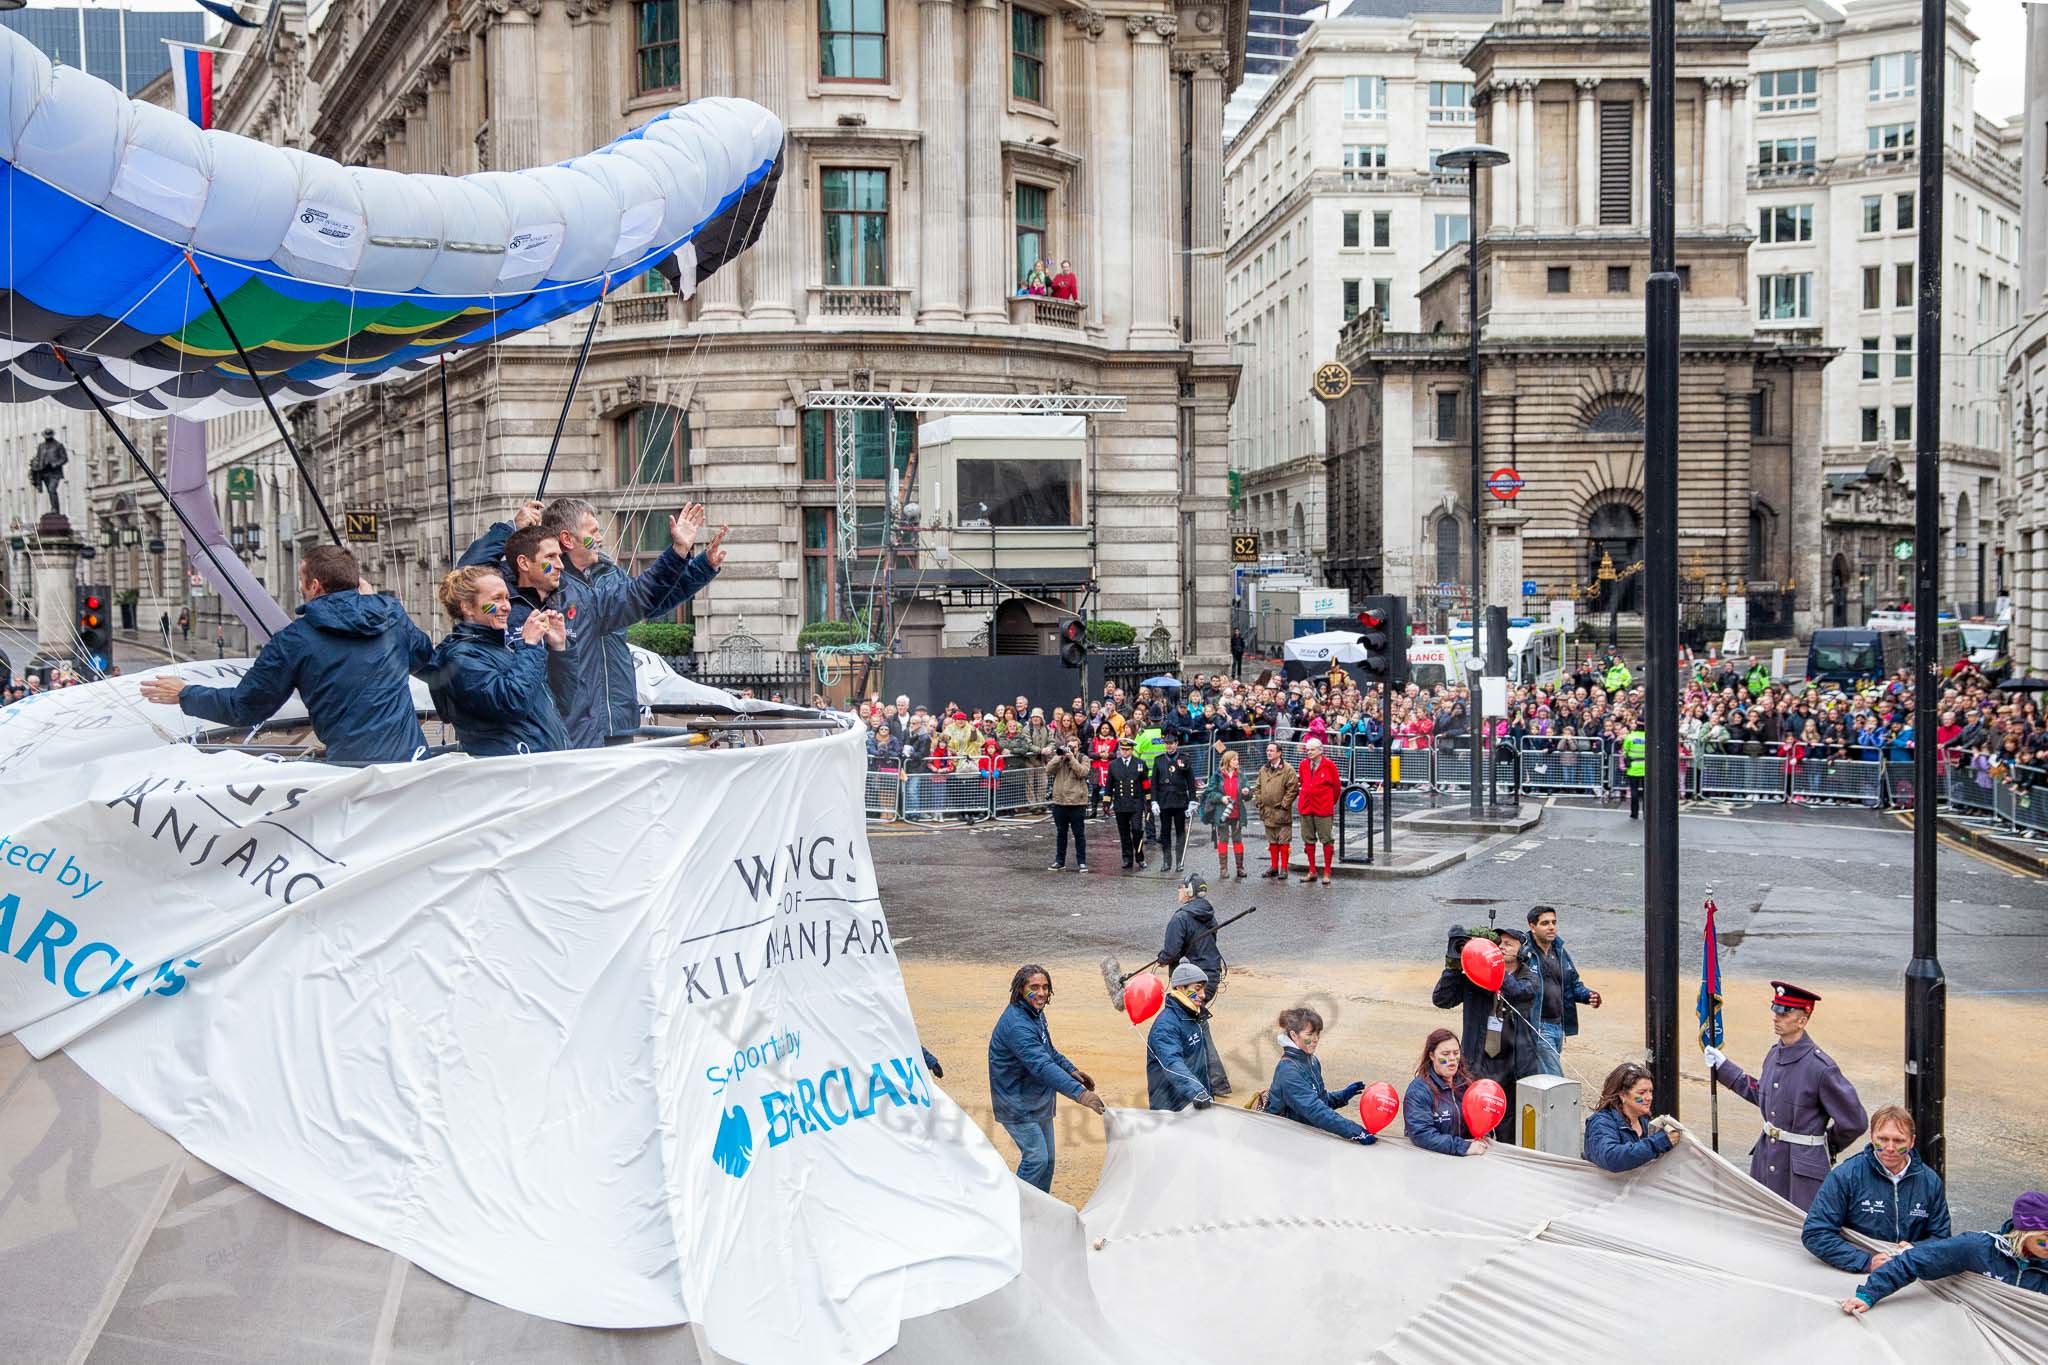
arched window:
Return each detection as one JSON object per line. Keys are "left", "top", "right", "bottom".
{"left": 1748, "top": 508, "right": 1771, "bottom": 581}
{"left": 1435, "top": 514, "right": 1461, "bottom": 584}
{"left": 1586, "top": 402, "right": 1644, "bottom": 435}
{"left": 617, "top": 404, "right": 689, "bottom": 484}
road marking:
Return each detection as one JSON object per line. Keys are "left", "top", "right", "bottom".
{"left": 1684, "top": 812, "right": 1908, "bottom": 834}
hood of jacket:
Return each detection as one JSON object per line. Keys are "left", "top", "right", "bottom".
{"left": 1180, "top": 895, "right": 1216, "bottom": 925}
{"left": 304, "top": 591, "right": 411, "bottom": 638}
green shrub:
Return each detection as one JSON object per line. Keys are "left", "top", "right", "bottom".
{"left": 626, "top": 621, "right": 695, "bottom": 655}
{"left": 1086, "top": 619, "right": 1136, "bottom": 646}
{"left": 797, "top": 619, "right": 863, "bottom": 650}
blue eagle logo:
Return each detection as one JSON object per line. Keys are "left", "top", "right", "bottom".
{"left": 712, "top": 1104, "right": 754, "bottom": 1179}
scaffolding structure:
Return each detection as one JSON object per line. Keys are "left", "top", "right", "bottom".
{"left": 800, "top": 390, "right": 1128, "bottom": 630}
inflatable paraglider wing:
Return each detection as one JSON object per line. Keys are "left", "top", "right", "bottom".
{"left": 0, "top": 26, "right": 782, "bottom": 419}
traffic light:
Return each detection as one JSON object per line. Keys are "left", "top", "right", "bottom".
{"left": 1356, "top": 594, "right": 1408, "bottom": 688}
{"left": 1060, "top": 614, "right": 1088, "bottom": 668}
{"left": 75, "top": 583, "right": 112, "bottom": 669}
{"left": 1483, "top": 604, "right": 1509, "bottom": 677}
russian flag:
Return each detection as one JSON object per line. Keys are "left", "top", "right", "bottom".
{"left": 169, "top": 43, "right": 215, "bottom": 130}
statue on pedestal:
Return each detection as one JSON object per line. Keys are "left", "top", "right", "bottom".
{"left": 29, "top": 429, "right": 67, "bottom": 518}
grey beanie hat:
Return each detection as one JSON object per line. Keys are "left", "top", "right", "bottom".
{"left": 1170, "top": 962, "right": 1209, "bottom": 990}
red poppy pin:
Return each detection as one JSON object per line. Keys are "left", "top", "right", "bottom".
{"left": 566, "top": 604, "right": 578, "bottom": 621}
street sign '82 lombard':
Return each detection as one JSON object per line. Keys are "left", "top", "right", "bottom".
{"left": 1231, "top": 532, "right": 1260, "bottom": 564}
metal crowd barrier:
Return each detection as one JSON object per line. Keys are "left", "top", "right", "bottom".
{"left": 1695, "top": 746, "right": 1789, "bottom": 803}
{"left": 1945, "top": 765, "right": 1998, "bottom": 817}
{"left": 2008, "top": 775, "right": 2048, "bottom": 835}
{"left": 1517, "top": 738, "right": 1608, "bottom": 795}
{"left": 864, "top": 767, "right": 900, "bottom": 822}
{"left": 899, "top": 760, "right": 997, "bottom": 823}
{"left": 1788, "top": 755, "right": 1885, "bottom": 807}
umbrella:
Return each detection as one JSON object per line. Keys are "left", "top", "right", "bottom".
{"left": 1997, "top": 677, "right": 2048, "bottom": 693}
{"left": 1142, "top": 675, "right": 1182, "bottom": 689}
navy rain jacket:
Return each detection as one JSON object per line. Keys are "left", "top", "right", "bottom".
{"left": 460, "top": 521, "right": 718, "bottom": 748}
{"left": 1159, "top": 896, "right": 1224, "bottom": 989}
{"left": 1802, "top": 1145, "right": 1951, "bottom": 1273}
{"left": 423, "top": 621, "right": 569, "bottom": 757}
{"left": 987, "top": 998, "right": 1087, "bottom": 1126}
{"left": 1583, "top": 1106, "right": 1673, "bottom": 1173}
{"left": 1526, "top": 935, "right": 1594, "bottom": 1037}
{"left": 1854, "top": 1224, "right": 2048, "bottom": 1306}
{"left": 1402, "top": 1073, "right": 1472, "bottom": 1156}
{"left": 177, "top": 591, "right": 432, "bottom": 763}
{"left": 1145, "top": 995, "right": 1212, "bottom": 1111}
{"left": 1265, "top": 1046, "right": 1369, "bottom": 1142}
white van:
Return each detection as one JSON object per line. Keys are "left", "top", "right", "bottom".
{"left": 1417, "top": 619, "right": 1570, "bottom": 690}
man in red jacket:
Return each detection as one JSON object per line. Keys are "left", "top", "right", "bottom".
{"left": 1296, "top": 737, "right": 1342, "bottom": 885}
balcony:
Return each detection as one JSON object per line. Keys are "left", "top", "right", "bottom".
{"left": 1006, "top": 295, "right": 1084, "bottom": 330}
{"left": 809, "top": 285, "right": 910, "bottom": 319}
{"left": 605, "top": 293, "right": 677, "bottom": 329}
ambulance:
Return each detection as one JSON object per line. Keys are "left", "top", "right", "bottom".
{"left": 1408, "top": 619, "right": 1571, "bottom": 690}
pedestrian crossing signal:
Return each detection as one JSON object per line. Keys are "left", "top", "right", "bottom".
{"left": 1357, "top": 594, "right": 1408, "bottom": 688}
{"left": 1060, "top": 615, "right": 1087, "bottom": 668}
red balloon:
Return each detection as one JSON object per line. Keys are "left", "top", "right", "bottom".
{"left": 1460, "top": 937, "right": 1506, "bottom": 993}
{"left": 1358, "top": 1081, "right": 1401, "bottom": 1135}
{"left": 1124, "top": 971, "right": 1164, "bottom": 1025}
{"left": 1463, "top": 1079, "right": 1507, "bottom": 1140}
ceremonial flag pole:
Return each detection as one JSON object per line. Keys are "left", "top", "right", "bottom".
{"left": 1697, "top": 897, "right": 1724, "bottom": 1152}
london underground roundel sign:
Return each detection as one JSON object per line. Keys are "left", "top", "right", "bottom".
{"left": 1486, "top": 467, "right": 1524, "bottom": 501}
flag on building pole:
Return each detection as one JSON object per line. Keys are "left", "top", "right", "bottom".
{"left": 168, "top": 43, "right": 215, "bottom": 130}
{"left": 1697, "top": 897, "right": 1723, "bottom": 1151}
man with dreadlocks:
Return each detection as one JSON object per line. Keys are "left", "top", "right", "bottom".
{"left": 459, "top": 497, "right": 727, "bottom": 748}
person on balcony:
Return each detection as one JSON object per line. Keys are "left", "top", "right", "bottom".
{"left": 1051, "top": 259, "right": 1078, "bottom": 300}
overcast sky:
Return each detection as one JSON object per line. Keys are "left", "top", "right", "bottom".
{"left": 41, "top": 0, "right": 2037, "bottom": 123}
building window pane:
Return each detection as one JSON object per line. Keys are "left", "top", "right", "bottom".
{"left": 1433, "top": 213, "right": 1468, "bottom": 253}
{"left": 1014, "top": 182, "right": 1048, "bottom": 287}
{"left": 1373, "top": 211, "right": 1391, "bottom": 248}
{"left": 1372, "top": 278, "right": 1391, "bottom": 317}
{"left": 617, "top": 404, "right": 688, "bottom": 484}
{"left": 1867, "top": 122, "right": 1916, "bottom": 162}
{"left": 1757, "top": 136, "right": 1816, "bottom": 176}
{"left": 1342, "top": 279, "right": 1361, "bottom": 321}
{"left": 819, "top": 0, "right": 888, "bottom": 80}
{"left": 1757, "top": 272, "right": 1811, "bottom": 321}
{"left": 801, "top": 409, "right": 914, "bottom": 483}
{"left": 1861, "top": 338, "right": 1880, "bottom": 381}
{"left": 1435, "top": 389, "right": 1460, "bottom": 441}
{"left": 1010, "top": 7, "right": 1046, "bottom": 103}
{"left": 1343, "top": 144, "right": 1387, "bottom": 185}
{"left": 1547, "top": 266, "right": 1570, "bottom": 294}
{"left": 634, "top": 0, "right": 681, "bottom": 95}
{"left": 1894, "top": 335, "right": 1913, "bottom": 378}
{"left": 822, "top": 168, "right": 889, "bottom": 286}
{"left": 1428, "top": 81, "right": 1473, "bottom": 124}
{"left": 1869, "top": 51, "right": 1917, "bottom": 103}
{"left": 1895, "top": 192, "right": 1915, "bottom": 230}
{"left": 1862, "top": 407, "right": 1880, "bottom": 442}
{"left": 1861, "top": 267, "right": 1881, "bottom": 309}
{"left": 1608, "top": 266, "right": 1630, "bottom": 293}
{"left": 1344, "top": 76, "right": 1386, "bottom": 120}
{"left": 1757, "top": 67, "right": 1818, "bottom": 113}
{"left": 1894, "top": 405, "right": 1912, "bottom": 443}
{"left": 1760, "top": 204, "right": 1813, "bottom": 243}
{"left": 1895, "top": 262, "right": 1913, "bottom": 307}
{"left": 1342, "top": 210, "right": 1361, "bottom": 248}
{"left": 1861, "top": 196, "right": 1881, "bottom": 234}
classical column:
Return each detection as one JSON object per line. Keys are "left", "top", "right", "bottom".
{"left": 404, "top": 88, "right": 429, "bottom": 175}
{"left": 484, "top": 0, "right": 542, "bottom": 171}
{"left": 919, "top": 0, "right": 966, "bottom": 322}
{"left": 1486, "top": 85, "right": 1514, "bottom": 232}
{"left": 1702, "top": 77, "right": 1726, "bottom": 227}
{"left": 1188, "top": 51, "right": 1226, "bottom": 344}
{"left": 445, "top": 27, "right": 475, "bottom": 175}
{"left": 1515, "top": 79, "right": 1536, "bottom": 227}
{"left": 1127, "top": 15, "right": 1176, "bottom": 341}
{"left": 1727, "top": 77, "right": 1751, "bottom": 234}
{"left": 696, "top": 0, "right": 743, "bottom": 320}
{"left": 1636, "top": 78, "right": 1650, "bottom": 229}
{"left": 1057, "top": 9, "right": 1104, "bottom": 332}
{"left": 568, "top": 0, "right": 617, "bottom": 155}
{"left": 748, "top": 0, "right": 798, "bottom": 321}
{"left": 964, "top": 0, "right": 1007, "bottom": 322}
{"left": 1575, "top": 78, "right": 1598, "bottom": 227}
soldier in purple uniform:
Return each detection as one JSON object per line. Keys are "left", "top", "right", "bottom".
{"left": 1702, "top": 981, "right": 1867, "bottom": 1211}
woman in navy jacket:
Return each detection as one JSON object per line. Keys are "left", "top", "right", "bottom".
{"left": 1583, "top": 1061, "right": 1680, "bottom": 1173}
{"left": 425, "top": 567, "right": 569, "bottom": 757}
{"left": 1403, "top": 1027, "right": 1486, "bottom": 1156}
{"left": 1263, "top": 1006, "right": 1372, "bottom": 1144}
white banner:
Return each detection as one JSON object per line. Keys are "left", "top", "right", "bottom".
{"left": 0, "top": 671, "right": 1019, "bottom": 1363}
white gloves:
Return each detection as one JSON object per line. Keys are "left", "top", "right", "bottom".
{"left": 1151, "top": 801, "right": 1161, "bottom": 814}
{"left": 1702, "top": 1045, "right": 1726, "bottom": 1070}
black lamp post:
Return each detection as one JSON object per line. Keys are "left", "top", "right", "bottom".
{"left": 1435, "top": 142, "right": 1510, "bottom": 820}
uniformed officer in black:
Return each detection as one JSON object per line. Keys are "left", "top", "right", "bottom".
{"left": 1106, "top": 736, "right": 1152, "bottom": 871}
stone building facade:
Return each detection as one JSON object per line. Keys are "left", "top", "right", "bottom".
{"left": 1224, "top": 0, "right": 1494, "bottom": 569}
{"left": 2006, "top": 2, "right": 2048, "bottom": 676}
{"left": 1323, "top": 0, "right": 1837, "bottom": 636}
{"left": 28, "top": 0, "right": 1246, "bottom": 669}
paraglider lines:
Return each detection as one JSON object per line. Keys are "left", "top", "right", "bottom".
{"left": 535, "top": 275, "right": 610, "bottom": 502}
{"left": 179, "top": 251, "right": 342, "bottom": 547}
{"left": 50, "top": 345, "right": 277, "bottom": 640}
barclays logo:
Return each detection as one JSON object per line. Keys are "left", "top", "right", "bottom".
{"left": 712, "top": 1105, "right": 754, "bottom": 1179}
{"left": 710, "top": 1054, "right": 931, "bottom": 1180}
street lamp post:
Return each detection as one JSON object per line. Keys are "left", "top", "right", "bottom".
{"left": 1437, "top": 142, "right": 1509, "bottom": 820}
